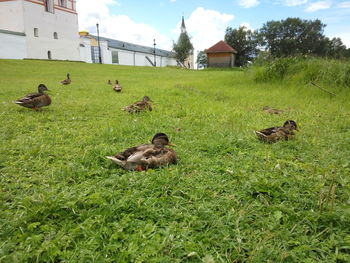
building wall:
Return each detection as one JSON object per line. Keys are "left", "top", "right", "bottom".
{"left": 0, "top": 31, "right": 27, "bottom": 59}
{"left": 0, "top": 0, "right": 25, "bottom": 33}
{"left": 23, "top": 0, "right": 80, "bottom": 60}
{"left": 79, "top": 37, "right": 92, "bottom": 63}
{"left": 207, "top": 53, "right": 235, "bottom": 68}
{"left": 103, "top": 46, "right": 177, "bottom": 67}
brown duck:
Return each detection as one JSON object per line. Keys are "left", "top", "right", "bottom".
{"left": 262, "top": 106, "right": 284, "bottom": 114}
{"left": 15, "top": 84, "right": 51, "bottom": 110}
{"left": 113, "top": 80, "right": 122, "bottom": 92}
{"left": 255, "top": 120, "right": 298, "bottom": 143}
{"left": 61, "top": 73, "right": 71, "bottom": 85}
{"left": 106, "top": 133, "right": 177, "bottom": 171}
{"left": 123, "top": 96, "right": 152, "bottom": 113}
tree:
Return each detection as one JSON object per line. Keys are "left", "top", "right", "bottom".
{"left": 224, "top": 26, "right": 258, "bottom": 66}
{"left": 173, "top": 32, "right": 193, "bottom": 66}
{"left": 325, "top": 37, "right": 348, "bottom": 59}
{"left": 196, "top": 51, "right": 207, "bottom": 68}
{"left": 258, "top": 18, "right": 327, "bottom": 57}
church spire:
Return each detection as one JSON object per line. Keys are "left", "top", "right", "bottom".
{"left": 181, "top": 16, "right": 186, "bottom": 33}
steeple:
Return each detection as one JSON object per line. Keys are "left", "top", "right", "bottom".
{"left": 181, "top": 16, "right": 186, "bottom": 34}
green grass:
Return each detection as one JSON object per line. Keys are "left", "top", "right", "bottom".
{"left": 1, "top": 59, "right": 350, "bottom": 262}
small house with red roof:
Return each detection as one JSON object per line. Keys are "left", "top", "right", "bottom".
{"left": 205, "top": 40, "right": 237, "bottom": 68}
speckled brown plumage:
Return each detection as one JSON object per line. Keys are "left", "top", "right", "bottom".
{"left": 113, "top": 80, "right": 122, "bottom": 92}
{"left": 123, "top": 96, "right": 152, "bottom": 113}
{"left": 61, "top": 73, "right": 71, "bottom": 85}
{"left": 106, "top": 133, "right": 177, "bottom": 171}
{"left": 262, "top": 106, "right": 284, "bottom": 114}
{"left": 255, "top": 120, "right": 298, "bottom": 143}
{"left": 15, "top": 84, "right": 51, "bottom": 110}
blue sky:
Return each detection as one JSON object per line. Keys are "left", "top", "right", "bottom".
{"left": 77, "top": 0, "right": 350, "bottom": 51}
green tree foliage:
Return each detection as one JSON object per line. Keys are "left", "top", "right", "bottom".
{"left": 173, "top": 32, "right": 193, "bottom": 65}
{"left": 258, "top": 18, "right": 327, "bottom": 57}
{"left": 196, "top": 51, "right": 207, "bottom": 68}
{"left": 325, "top": 37, "right": 348, "bottom": 59}
{"left": 225, "top": 26, "right": 258, "bottom": 66}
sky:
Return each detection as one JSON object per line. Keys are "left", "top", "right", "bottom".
{"left": 77, "top": 0, "right": 350, "bottom": 53}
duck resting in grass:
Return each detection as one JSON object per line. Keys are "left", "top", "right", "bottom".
{"left": 123, "top": 96, "right": 152, "bottom": 113}
{"left": 106, "top": 133, "right": 177, "bottom": 171}
{"left": 262, "top": 106, "right": 284, "bottom": 114}
{"left": 255, "top": 120, "right": 298, "bottom": 143}
{"left": 113, "top": 80, "right": 122, "bottom": 92}
{"left": 14, "top": 84, "right": 51, "bottom": 110}
{"left": 61, "top": 73, "right": 71, "bottom": 85}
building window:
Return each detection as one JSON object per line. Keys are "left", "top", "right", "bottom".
{"left": 71, "top": 0, "right": 76, "bottom": 11}
{"left": 112, "top": 51, "right": 119, "bottom": 64}
{"left": 45, "top": 0, "right": 54, "bottom": 13}
{"left": 34, "top": 28, "right": 38, "bottom": 37}
{"left": 91, "top": 46, "right": 101, "bottom": 63}
{"left": 59, "top": 0, "right": 66, "bottom": 7}
{"left": 48, "top": 51, "right": 52, "bottom": 60}
{"left": 53, "top": 32, "right": 58, "bottom": 39}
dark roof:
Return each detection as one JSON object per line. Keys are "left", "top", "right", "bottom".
{"left": 90, "top": 35, "right": 175, "bottom": 58}
{"left": 205, "top": 40, "right": 237, "bottom": 54}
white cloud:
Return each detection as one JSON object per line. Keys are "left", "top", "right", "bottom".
{"left": 282, "top": 0, "right": 308, "bottom": 6}
{"left": 76, "top": 0, "right": 172, "bottom": 50}
{"left": 174, "top": 7, "right": 234, "bottom": 51}
{"left": 337, "top": 1, "right": 350, "bottom": 8}
{"left": 304, "top": 1, "right": 332, "bottom": 12}
{"left": 238, "top": 0, "right": 260, "bottom": 8}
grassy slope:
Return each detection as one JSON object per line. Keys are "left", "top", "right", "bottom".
{"left": 0, "top": 59, "right": 350, "bottom": 262}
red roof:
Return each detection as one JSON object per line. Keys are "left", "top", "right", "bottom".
{"left": 205, "top": 40, "right": 237, "bottom": 54}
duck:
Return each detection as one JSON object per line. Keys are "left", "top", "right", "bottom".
{"left": 107, "top": 80, "right": 113, "bottom": 85}
{"left": 14, "top": 84, "right": 51, "bottom": 110}
{"left": 106, "top": 133, "right": 177, "bottom": 171}
{"left": 262, "top": 106, "right": 284, "bottom": 114}
{"left": 255, "top": 120, "right": 298, "bottom": 143}
{"left": 61, "top": 73, "right": 71, "bottom": 85}
{"left": 113, "top": 80, "right": 122, "bottom": 92}
{"left": 123, "top": 96, "right": 152, "bottom": 113}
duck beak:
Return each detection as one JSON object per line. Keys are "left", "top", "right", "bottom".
{"left": 168, "top": 142, "right": 176, "bottom": 147}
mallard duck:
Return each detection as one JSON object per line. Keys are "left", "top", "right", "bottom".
{"left": 61, "top": 73, "right": 71, "bottom": 85}
{"left": 15, "top": 84, "right": 51, "bottom": 110}
{"left": 106, "top": 133, "right": 177, "bottom": 171}
{"left": 123, "top": 96, "right": 152, "bottom": 113}
{"left": 262, "top": 106, "right": 284, "bottom": 114}
{"left": 113, "top": 80, "right": 122, "bottom": 92}
{"left": 255, "top": 120, "right": 298, "bottom": 143}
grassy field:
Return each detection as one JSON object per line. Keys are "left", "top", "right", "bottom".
{"left": 0, "top": 59, "right": 350, "bottom": 262}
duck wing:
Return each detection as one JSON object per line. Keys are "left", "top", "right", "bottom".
{"left": 15, "top": 93, "right": 51, "bottom": 108}
{"left": 123, "top": 101, "right": 151, "bottom": 113}
{"left": 114, "top": 144, "right": 152, "bottom": 160}
{"left": 258, "top": 126, "right": 280, "bottom": 136}
{"left": 139, "top": 147, "right": 177, "bottom": 169}
{"left": 61, "top": 79, "right": 71, "bottom": 85}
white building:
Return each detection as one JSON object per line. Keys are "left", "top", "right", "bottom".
{"left": 0, "top": 0, "right": 80, "bottom": 60}
{"left": 0, "top": 0, "right": 178, "bottom": 67}
{"left": 79, "top": 31, "right": 178, "bottom": 67}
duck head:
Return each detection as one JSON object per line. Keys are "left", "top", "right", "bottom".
{"left": 67, "top": 73, "right": 70, "bottom": 79}
{"left": 283, "top": 120, "right": 298, "bottom": 131}
{"left": 151, "top": 133, "right": 174, "bottom": 146}
{"left": 38, "top": 84, "right": 49, "bottom": 93}
{"left": 142, "top": 96, "right": 152, "bottom": 102}
{"left": 115, "top": 80, "right": 119, "bottom": 84}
